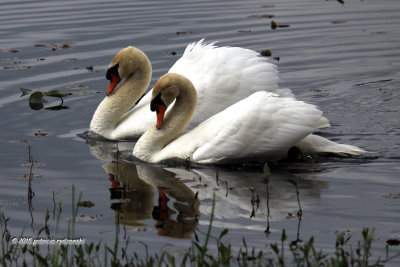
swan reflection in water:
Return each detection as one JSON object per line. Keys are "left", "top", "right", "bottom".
{"left": 83, "top": 138, "right": 329, "bottom": 239}
{"left": 104, "top": 161, "right": 200, "bottom": 239}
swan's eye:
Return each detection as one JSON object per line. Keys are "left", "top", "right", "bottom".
{"left": 150, "top": 93, "right": 166, "bottom": 112}
{"left": 106, "top": 63, "right": 120, "bottom": 80}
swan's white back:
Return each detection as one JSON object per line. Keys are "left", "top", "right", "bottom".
{"left": 135, "top": 91, "right": 323, "bottom": 164}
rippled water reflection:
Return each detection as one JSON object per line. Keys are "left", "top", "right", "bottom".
{"left": 1, "top": 0, "right": 400, "bottom": 263}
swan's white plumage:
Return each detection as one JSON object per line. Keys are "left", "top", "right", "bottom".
{"left": 295, "top": 134, "right": 366, "bottom": 156}
{"left": 133, "top": 72, "right": 366, "bottom": 164}
{"left": 95, "top": 40, "right": 294, "bottom": 139}
{"left": 191, "top": 92, "right": 322, "bottom": 163}
{"left": 134, "top": 91, "right": 324, "bottom": 164}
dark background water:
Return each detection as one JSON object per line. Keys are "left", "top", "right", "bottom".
{"left": 1, "top": 0, "right": 399, "bottom": 263}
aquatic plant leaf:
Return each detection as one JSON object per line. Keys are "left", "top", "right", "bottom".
{"left": 44, "top": 90, "right": 73, "bottom": 98}
{"left": 288, "top": 179, "right": 297, "bottom": 186}
{"left": 263, "top": 163, "right": 271, "bottom": 180}
{"left": 29, "top": 91, "right": 44, "bottom": 110}
{"left": 219, "top": 229, "right": 229, "bottom": 240}
{"left": 20, "top": 88, "right": 32, "bottom": 96}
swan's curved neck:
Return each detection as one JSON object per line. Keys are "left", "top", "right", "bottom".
{"left": 134, "top": 78, "right": 197, "bottom": 163}
{"left": 90, "top": 61, "right": 151, "bottom": 139}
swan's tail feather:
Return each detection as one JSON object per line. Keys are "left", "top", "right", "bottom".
{"left": 295, "top": 134, "right": 367, "bottom": 157}
{"left": 316, "top": 117, "right": 331, "bottom": 129}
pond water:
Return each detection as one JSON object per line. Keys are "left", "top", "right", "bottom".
{"left": 1, "top": 0, "right": 400, "bottom": 264}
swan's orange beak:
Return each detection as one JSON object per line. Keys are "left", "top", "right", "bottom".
{"left": 155, "top": 104, "right": 166, "bottom": 130}
{"left": 151, "top": 93, "right": 166, "bottom": 130}
{"left": 106, "top": 74, "right": 120, "bottom": 96}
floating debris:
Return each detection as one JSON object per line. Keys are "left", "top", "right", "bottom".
{"left": 86, "top": 66, "right": 104, "bottom": 72}
{"left": 75, "top": 214, "right": 97, "bottom": 222}
{"left": 166, "top": 51, "right": 177, "bottom": 55}
{"left": 382, "top": 193, "right": 400, "bottom": 199}
{"left": 331, "top": 20, "right": 347, "bottom": 24}
{"left": 273, "top": 56, "right": 280, "bottom": 61}
{"left": 260, "top": 50, "right": 272, "bottom": 57}
{"left": 387, "top": 239, "right": 400, "bottom": 246}
{"left": 176, "top": 31, "right": 195, "bottom": 35}
{"left": 3, "top": 65, "right": 31, "bottom": 70}
{"left": 261, "top": 4, "right": 275, "bottom": 8}
{"left": 248, "top": 14, "right": 275, "bottom": 19}
{"left": 270, "top": 20, "right": 290, "bottom": 30}
{"left": 370, "top": 31, "right": 387, "bottom": 35}
{"left": 34, "top": 42, "right": 73, "bottom": 51}
{"left": 0, "top": 48, "right": 19, "bottom": 53}
{"left": 1, "top": 56, "right": 19, "bottom": 62}
{"left": 78, "top": 200, "right": 95, "bottom": 208}
{"left": 67, "top": 84, "right": 88, "bottom": 90}
{"left": 60, "top": 43, "right": 71, "bottom": 49}
{"left": 22, "top": 162, "right": 46, "bottom": 168}
{"left": 28, "top": 130, "right": 53, "bottom": 137}
{"left": 14, "top": 174, "right": 42, "bottom": 179}
{"left": 238, "top": 30, "right": 252, "bottom": 33}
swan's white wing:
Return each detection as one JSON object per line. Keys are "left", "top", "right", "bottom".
{"left": 170, "top": 92, "right": 322, "bottom": 163}
{"left": 115, "top": 40, "right": 294, "bottom": 139}
{"left": 168, "top": 40, "right": 294, "bottom": 129}
{"left": 295, "top": 134, "right": 366, "bottom": 156}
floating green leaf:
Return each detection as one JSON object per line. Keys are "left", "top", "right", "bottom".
{"left": 44, "top": 90, "right": 73, "bottom": 98}
{"left": 29, "top": 91, "right": 44, "bottom": 110}
{"left": 29, "top": 91, "right": 44, "bottom": 103}
{"left": 20, "top": 87, "right": 97, "bottom": 111}
{"left": 263, "top": 162, "right": 271, "bottom": 181}
{"left": 20, "top": 88, "right": 32, "bottom": 96}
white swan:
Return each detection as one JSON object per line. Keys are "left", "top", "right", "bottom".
{"left": 133, "top": 73, "right": 365, "bottom": 164}
{"left": 90, "top": 40, "right": 295, "bottom": 140}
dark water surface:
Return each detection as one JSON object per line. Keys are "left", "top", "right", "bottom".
{"left": 1, "top": 0, "right": 400, "bottom": 264}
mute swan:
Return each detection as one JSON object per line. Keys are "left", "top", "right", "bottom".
{"left": 133, "top": 73, "right": 365, "bottom": 164}
{"left": 90, "top": 40, "right": 295, "bottom": 140}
